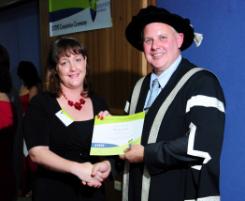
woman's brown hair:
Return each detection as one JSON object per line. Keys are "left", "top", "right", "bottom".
{"left": 46, "top": 37, "right": 90, "bottom": 97}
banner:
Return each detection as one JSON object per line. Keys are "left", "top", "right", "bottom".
{"left": 49, "top": 0, "right": 112, "bottom": 37}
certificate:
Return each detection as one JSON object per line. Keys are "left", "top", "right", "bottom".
{"left": 90, "top": 112, "right": 145, "bottom": 156}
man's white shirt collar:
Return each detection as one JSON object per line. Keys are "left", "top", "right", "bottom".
{"left": 144, "top": 55, "right": 182, "bottom": 109}
{"left": 151, "top": 55, "right": 182, "bottom": 90}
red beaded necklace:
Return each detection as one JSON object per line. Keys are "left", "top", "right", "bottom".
{"left": 62, "top": 92, "right": 86, "bottom": 111}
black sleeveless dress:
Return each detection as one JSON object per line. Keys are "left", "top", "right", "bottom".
{"left": 24, "top": 92, "right": 107, "bottom": 201}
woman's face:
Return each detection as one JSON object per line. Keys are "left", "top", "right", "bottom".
{"left": 56, "top": 52, "right": 87, "bottom": 90}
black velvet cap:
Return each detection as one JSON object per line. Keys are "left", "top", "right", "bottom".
{"left": 125, "top": 5, "right": 194, "bottom": 51}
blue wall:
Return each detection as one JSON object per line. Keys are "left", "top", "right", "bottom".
{"left": 0, "top": 1, "right": 40, "bottom": 89}
{"left": 157, "top": 0, "right": 245, "bottom": 200}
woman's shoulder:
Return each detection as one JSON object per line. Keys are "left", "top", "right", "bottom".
{"left": 19, "top": 85, "right": 29, "bottom": 96}
{"left": 27, "top": 92, "right": 59, "bottom": 116}
{"left": 30, "top": 91, "right": 56, "bottom": 105}
{"left": 0, "top": 92, "right": 10, "bottom": 102}
{"left": 29, "top": 85, "right": 40, "bottom": 99}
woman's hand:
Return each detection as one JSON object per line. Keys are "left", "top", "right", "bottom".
{"left": 91, "top": 160, "right": 111, "bottom": 183}
{"left": 28, "top": 146, "right": 103, "bottom": 188}
{"left": 71, "top": 162, "right": 102, "bottom": 188}
{"left": 97, "top": 110, "right": 110, "bottom": 120}
{"left": 79, "top": 160, "right": 111, "bottom": 188}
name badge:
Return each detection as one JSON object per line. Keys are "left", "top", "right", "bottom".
{"left": 55, "top": 109, "right": 73, "bottom": 126}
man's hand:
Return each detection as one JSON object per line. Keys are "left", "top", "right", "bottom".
{"left": 120, "top": 144, "right": 144, "bottom": 163}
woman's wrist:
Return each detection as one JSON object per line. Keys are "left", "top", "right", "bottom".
{"left": 69, "top": 161, "right": 80, "bottom": 176}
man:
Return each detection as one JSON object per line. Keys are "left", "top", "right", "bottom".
{"left": 120, "top": 5, "right": 225, "bottom": 201}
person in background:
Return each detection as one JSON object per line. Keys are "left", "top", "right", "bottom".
{"left": 23, "top": 37, "right": 111, "bottom": 201}
{"left": 120, "top": 5, "right": 225, "bottom": 201}
{"left": 0, "top": 43, "right": 17, "bottom": 201}
{"left": 16, "top": 60, "right": 42, "bottom": 198}
{"left": 17, "top": 60, "right": 41, "bottom": 114}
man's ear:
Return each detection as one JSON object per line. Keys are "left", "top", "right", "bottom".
{"left": 177, "top": 33, "right": 184, "bottom": 49}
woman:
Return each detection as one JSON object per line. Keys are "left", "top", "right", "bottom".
{"left": 0, "top": 44, "right": 16, "bottom": 201}
{"left": 17, "top": 60, "right": 41, "bottom": 198}
{"left": 23, "top": 37, "right": 111, "bottom": 201}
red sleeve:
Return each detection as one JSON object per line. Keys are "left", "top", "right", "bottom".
{"left": 0, "top": 101, "right": 13, "bottom": 129}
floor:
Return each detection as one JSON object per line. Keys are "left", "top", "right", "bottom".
{"left": 17, "top": 197, "right": 31, "bottom": 201}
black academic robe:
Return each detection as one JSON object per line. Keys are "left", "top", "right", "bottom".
{"left": 126, "top": 58, "right": 225, "bottom": 201}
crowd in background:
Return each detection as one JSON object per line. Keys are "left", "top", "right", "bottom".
{"left": 0, "top": 43, "right": 42, "bottom": 201}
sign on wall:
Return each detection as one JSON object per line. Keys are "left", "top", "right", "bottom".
{"left": 49, "top": 0, "right": 112, "bottom": 37}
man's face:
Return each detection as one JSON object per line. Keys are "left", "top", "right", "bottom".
{"left": 143, "top": 22, "right": 184, "bottom": 75}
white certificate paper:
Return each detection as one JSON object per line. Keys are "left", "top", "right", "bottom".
{"left": 90, "top": 112, "right": 145, "bottom": 156}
